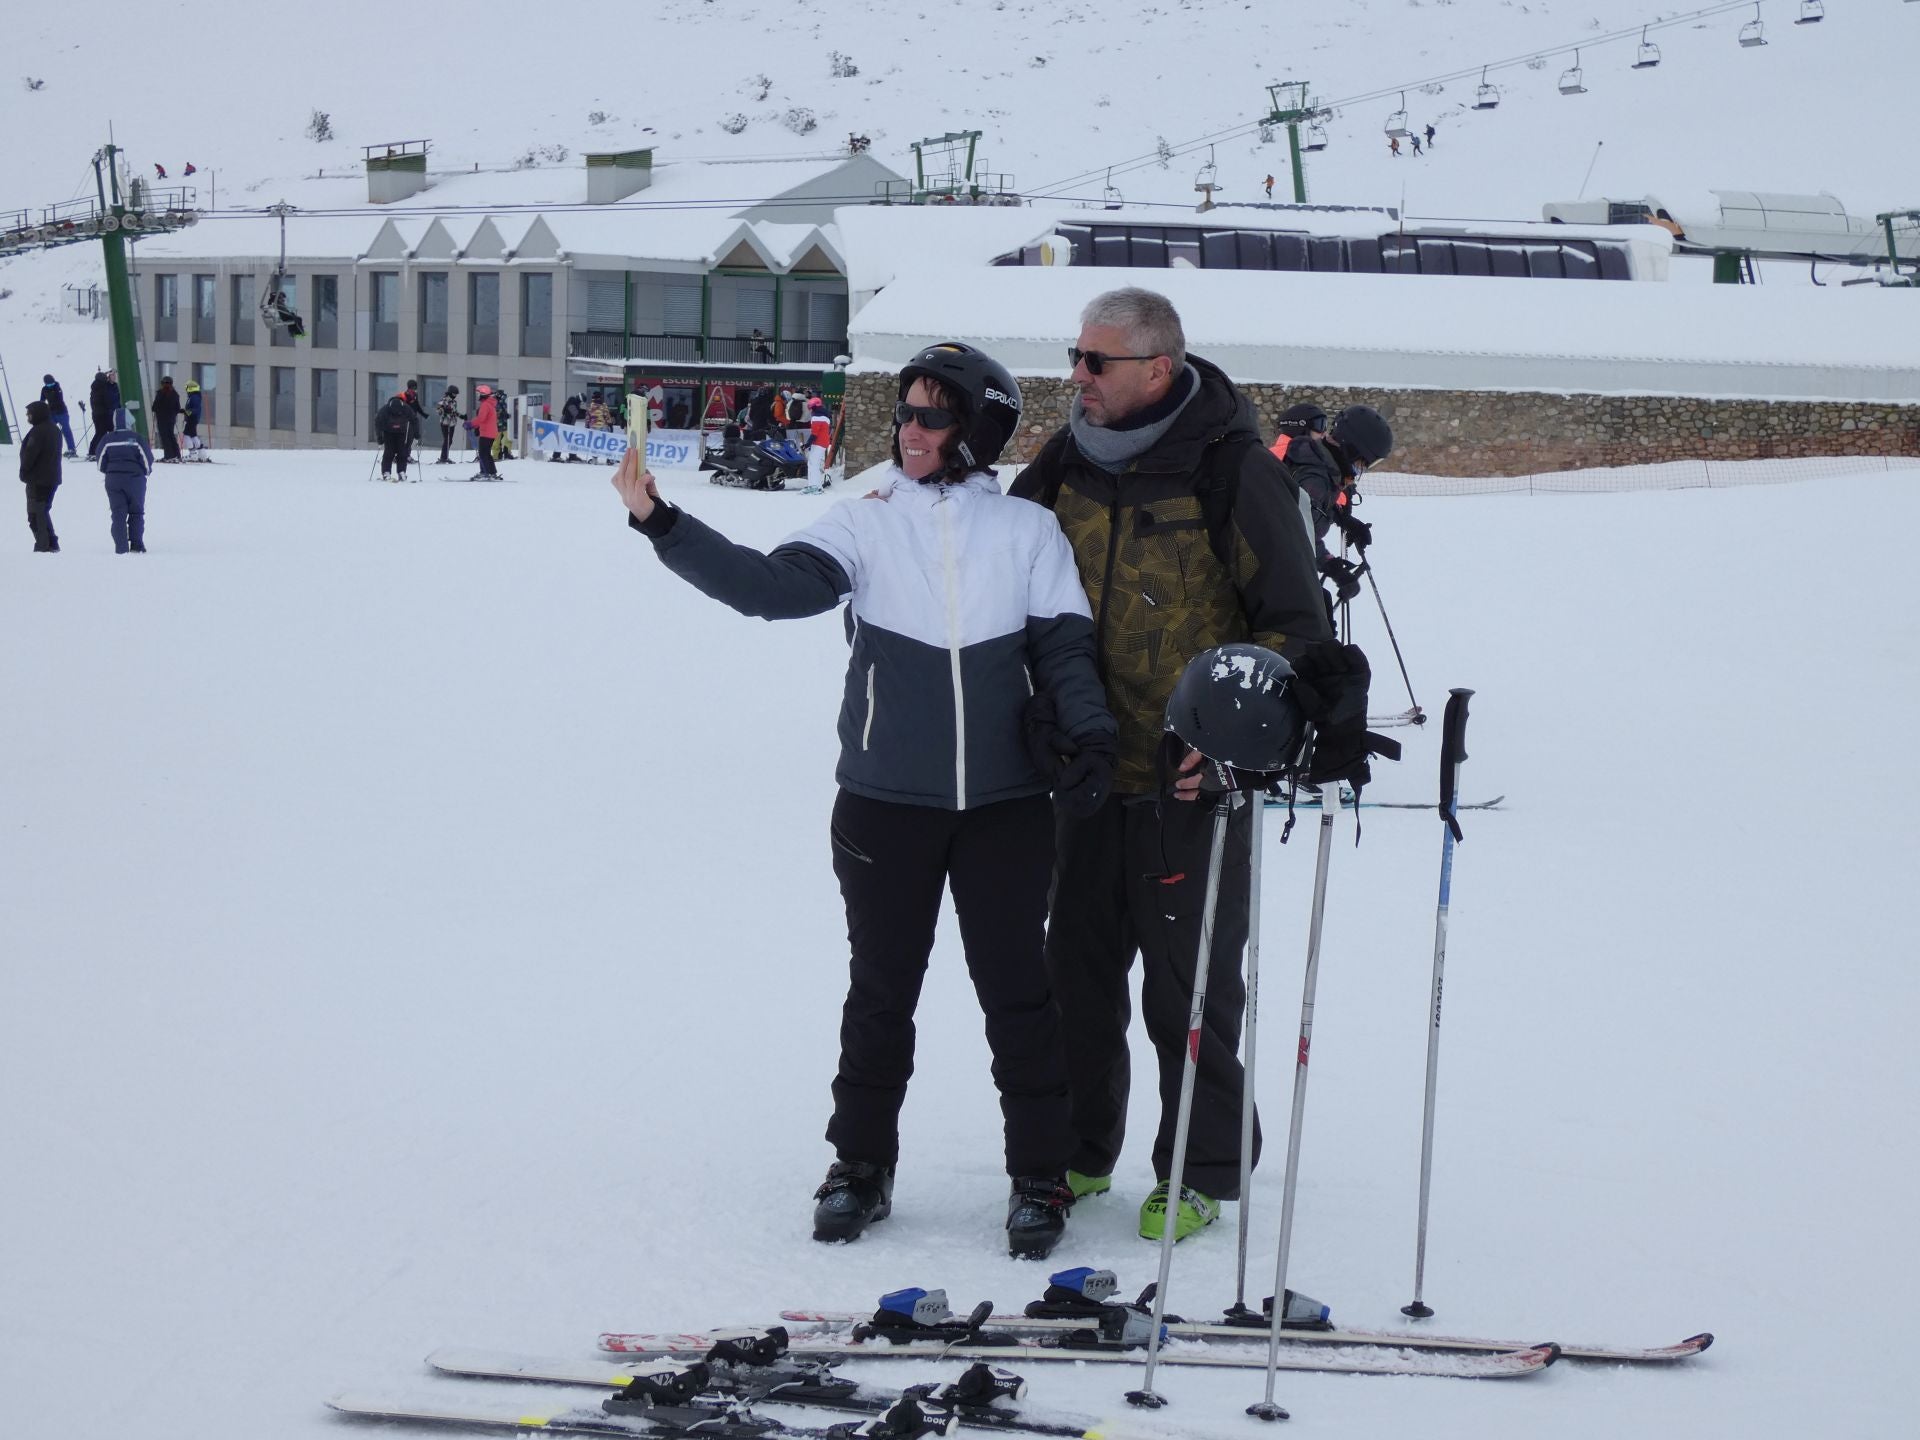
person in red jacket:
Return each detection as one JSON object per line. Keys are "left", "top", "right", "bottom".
{"left": 470, "top": 384, "right": 499, "bottom": 478}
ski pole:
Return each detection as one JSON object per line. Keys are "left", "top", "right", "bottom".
{"left": 1247, "top": 767, "right": 1340, "bottom": 1423}
{"left": 1126, "top": 787, "right": 1240, "bottom": 1412}
{"left": 1402, "top": 687, "right": 1474, "bottom": 1320}
{"left": 1359, "top": 559, "right": 1421, "bottom": 723}
{"left": 1226, "top": 794, "right": 1266, "bottom": 1322}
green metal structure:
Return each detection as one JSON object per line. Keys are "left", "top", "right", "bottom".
{"left": 0, "top": 142, "right": 201, "bottom": 443}
{"left": 1877, "top": 209, "right": 1919, "bottom": 286}
{"left": 1263, "top": 82, "right": 1323, "bottom": 205}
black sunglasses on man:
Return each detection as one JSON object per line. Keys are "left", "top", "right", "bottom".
{"left": 1067, "top": 347, "right": 1157, "bottom": 376}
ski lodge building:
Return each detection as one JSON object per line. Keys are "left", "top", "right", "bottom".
{"left": 122, "top": 142, "right": 904, "bottom": 448}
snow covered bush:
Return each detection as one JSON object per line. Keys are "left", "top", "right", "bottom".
{"left": 782, "top": 107, "right": 818, "bottom": 136}
{"left": 720, "top": 113, "right": 749, "bottom": 135}
{"left": 830, "top": 51, "right": 859, "bottom": 78}
{"left": 305, "top": 110, "right": 333, "bottom": 143}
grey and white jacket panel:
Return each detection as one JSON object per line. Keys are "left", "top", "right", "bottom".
{"left": 645, "top": 467, "right": 1114, "bottom": 811}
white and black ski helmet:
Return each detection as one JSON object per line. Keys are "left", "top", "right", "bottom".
{"left": 894, "top": 342, "right": 1023, "bottom": 479}
{"left": 1328, "top": 405, "right": 1394, "bottom": 467}
{"left": 1164, "top": 643, "right": 1306, "bottom": 773}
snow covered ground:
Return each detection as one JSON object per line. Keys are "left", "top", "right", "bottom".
{"left": 3, "top": 454, "right": 1916, "bottom": 1439}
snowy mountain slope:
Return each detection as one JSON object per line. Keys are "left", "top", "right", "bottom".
{"left": 2, "top": 461, "right": 1917, "bottom": 1439}
{"left": 3, "top": 1, "right": 1915, "bottom": 226}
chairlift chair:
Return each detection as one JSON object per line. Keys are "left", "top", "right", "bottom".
{"left": 1739, "top": 4, "right": 1767, "bottom": 46}
{"left": 1193, "top": 146, "right": 1220, "bottom": 194}
{"left": 259, "top": 204, "right": 306, "bottom": 339}
{"left": 1796, "top": 0, "right": 1823, "bottom": 22}
{"left": 1634, "top": 27, "right": 1661, "bottom": 68}
{"left": 1102, "top": 168, "right": 1123, "bottom": 210}
{"left": 1474, "top": 67, "right": 1501, "bottom": 109}
{"left": 1384, "top": 93, "right": 1410, "bottom": 137}
{"left": 1303, "top": 117, "right": 1329, "bottom": 151}
{"left": 1558, "top": 51, "right": 1587, "bottom": 94}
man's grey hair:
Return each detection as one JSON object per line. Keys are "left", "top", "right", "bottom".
{"left": 1079, "top": 287, "right": 1186, "bottom": 371}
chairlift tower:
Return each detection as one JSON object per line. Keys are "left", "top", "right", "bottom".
{"left": 1879, "top": 209, "right": 1920, "bottom": 287}
{"left": 0, "top": 141, "right": 201, "bottom": 442}
{"left": 1263, "top": 81, "right": 1322, "bottom": 204}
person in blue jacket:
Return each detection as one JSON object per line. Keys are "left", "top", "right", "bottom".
{"left": 95, "top": 406, "right": 153, "bottom": 553}
{"left": 613, "top": 343, "right": 1117, "bottom": 1261}
{"left": 40, "top": 375, "right": 78, "bottom": 456}
{"left": 182, "top": 380, "right": 205, "bottom": 458}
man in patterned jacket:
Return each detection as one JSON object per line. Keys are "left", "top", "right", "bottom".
{"left": 1011, "top": 286, "right": 1330, "bottom": 1243}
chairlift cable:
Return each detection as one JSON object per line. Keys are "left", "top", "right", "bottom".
{"left": 1028, "top": 0, "right": 1779, "bottom": 198}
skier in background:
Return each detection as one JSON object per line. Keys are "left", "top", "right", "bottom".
{"left": 469, "top": 384, "right": 499, "bottom": 478}
{"left": 87, "top": 369, "right": 120, "bottom": 457}
{"left": 1410, "top": 134, "right": 1423, "bottom": 157}
{"left": 613, "top": 343, "right": 1117, "bottom": 1261}
{"left": 95, "top": 405, "right": 153, "bottom": 554}
{"left": 1263, "top": 174, "right": 1275, "bottom": 199}
{"left": 182, "top": 380, "right": 205, "bottom": 459}
{"left": 40, "top": 375, "right": 77, "bottom": 456}
{"left": 1277, "top": 403, "right": 1395, "bottom": 617}
{"left": 152, "top": 376, "right": 183, "bottom": 463}
{"left": 20, "top": 398, "right": 63, "bottom": 552}
{"left": 375, "top": 389, "right": 416, "bottom": 481}
{"left": 1424, "top": 122, "right": 1436, "bottom": 148}
{"left": 436, "top": 385, "right": 462, "bottom": 465}
{"left": 1388, "top": 135, "right": 1401, "bottom": 158}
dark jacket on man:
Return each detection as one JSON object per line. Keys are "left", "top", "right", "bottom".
{"left": 40, "top": 380, "right": 68, "bottom": 415}
{"left": 89, "top": 372, "right": 120, "bottom": 420}
{"left": 21, "top": 400, "right": 62, "bottom": 551}
{"left": 20, "top": 401, "right": 63, "bottom": 488}
{"left": 1277, "top": 432, "right": 1344, "bottom": 566}
{"left": 1011, "top": 354, "right": 1330, "bottom": 794}
{"left": 153, "top": 381, "right": 182, "bottom": 425}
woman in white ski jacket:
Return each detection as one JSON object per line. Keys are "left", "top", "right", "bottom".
{"left": 615, "top": 343, "right": 1114, "bottom": 1260}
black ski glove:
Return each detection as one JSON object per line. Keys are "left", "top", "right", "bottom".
{"left": 1321, "top": 555, "right": 1362, "bottom": 602}
{"left": 1055, "top": 734, "right": 1116, "bottom": 819}
{"left": 1290, "top": 642, "right": 1395, "bottom": 788}
{"left": 1022, "top": 692, "right": 1077, "bottom": 776}
{"left": 1333, "top": 510, "right": 1373, "bottom": 552}
{"left": 1024, "top": 693, "right": 1115, "bottom": 817}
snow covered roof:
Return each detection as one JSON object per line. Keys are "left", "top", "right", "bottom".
{"left": 120, "top": 154, "right": 901, "bottom": 272}
{"left": 847, "top": 264, "right": 1920, "bottom": 404}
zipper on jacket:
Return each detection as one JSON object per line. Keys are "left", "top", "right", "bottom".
{"left": 939, "top": 496, "right": 967, "bottom": 808}
{"left": 862, "top": 664, "right": 876, "bottom": 751}
{"left": 1094, "top": 488, "right": 1122, "bottom": 675}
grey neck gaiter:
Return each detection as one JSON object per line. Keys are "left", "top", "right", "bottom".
{"left": 1068, "top": 364, "right": 1200, "bottom": 474}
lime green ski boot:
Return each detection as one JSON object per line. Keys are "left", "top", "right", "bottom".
{"left": 1066, "top": 1170, "right": 1112, "bottom": 1200}
{"left": 1138, "top": 1181, "right": 1219, "bottom": 1242}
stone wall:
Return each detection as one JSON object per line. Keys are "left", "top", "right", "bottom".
{"left": 841, "top": 373, "right": 1920, "bottom": 477}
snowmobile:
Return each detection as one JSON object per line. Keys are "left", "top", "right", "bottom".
{"left": 704, "top": 425, "right": 808, "bottom": 492}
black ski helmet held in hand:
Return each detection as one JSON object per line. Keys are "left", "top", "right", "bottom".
{"left": 894, "top": 342, "right": 1024, "bottom": 479}
{"left": 1164, "top": 643, "right": 1306, "bottom": 773}
{"left": 1328, "top": 405, "right": 1394, "bottom": 467}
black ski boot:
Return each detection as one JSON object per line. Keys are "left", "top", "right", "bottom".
{"left": 813, "top": 1160, "right": 893, "bottom": 1244}
{"left": 1006, "top": 1176, "right": 1073, "bottom": 1260}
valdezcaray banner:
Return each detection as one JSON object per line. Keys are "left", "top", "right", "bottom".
{"left": 530, "top": 421, "right": 704, "bottom": 469}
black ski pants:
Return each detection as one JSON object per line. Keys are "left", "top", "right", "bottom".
{"left": 380, "top": 435, "right": 413, "bottom": 477}
{"left": 438, "top": 423, "right": 455, "bottom": 463}
{"left": 25, "top": 483, "right": 58, "bottom": 551}
{"left": 826, "top": 789, "right": 1073, "bottom": 1179}
{"left": 1043, "top": 791, "right": 1259, "bottom": 1199}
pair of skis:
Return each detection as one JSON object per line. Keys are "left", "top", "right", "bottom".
{"left": 761, "top": 1275, "right": 1712, "bottom": 1365}
{"left": 332, "top": 1337, "right": 1101, "bottom": 1440}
